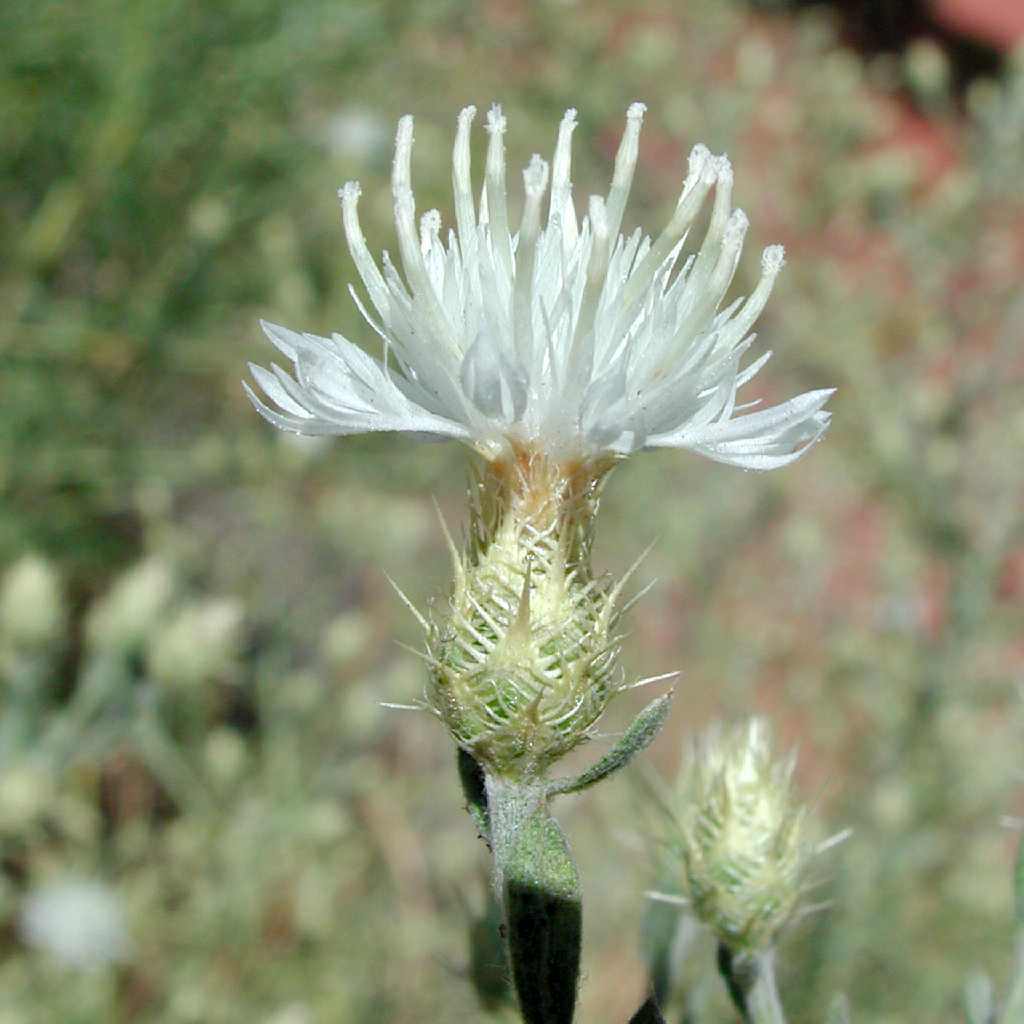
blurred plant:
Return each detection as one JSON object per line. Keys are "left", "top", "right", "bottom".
{"left": 245, "top": 96, "right": 835, "bottom": 1023}
{"left": 2, "top": 1, "right": 1023, "bottom": 1021}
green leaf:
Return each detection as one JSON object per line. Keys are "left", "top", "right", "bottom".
{"left": 504, "top": 807, "right": 582, "bottom": 1024}
{"left": 717, "top": 943, "right": 755, "bottom": 1023}
{"left": 642, "top": 898, "right": 698, "bottom": 1008}
{"left": 824, "top": 993, "right": 851, "bottom": 1024}
{"left": 642, "top": 893, "right": 681, "bottom": 1007}
{"left": 548, "top": 692, "right": 673, "bottom": 796}
{"left": 628, "top": 996, "right": 668, "bottom": 1024}
{"left": 457, "top": 747, "right": 489, "bottom": 837}
{"left": 1015, "top": 829, "right": 1024, "bottom": 929}
{"left": 964, "top": 973, "right": 992, "bottom": 1024}
{"left": 467, "top": 889, "right": 513, "bottom": 1011}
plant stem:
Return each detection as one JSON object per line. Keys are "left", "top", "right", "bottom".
{"left": 484, "top": 772, "right": 581, "bottom": 1024}
{"left": 748, "top": 951, "right": 787, "bottom": 1024}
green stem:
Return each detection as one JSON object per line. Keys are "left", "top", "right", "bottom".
{"left": 748, "top": 951, "right": 787, "bottom": 1024}
{"left": 717, "top": 946, "right": 787, "bottom": 1024}
{"left": 485, "top": 773, "right": 581, "bottom": 1024}
{"left": 998, "top": 932, "right": 1024, "bottom": 1024}
{"left": 484, "top": 773, "right": 547, "bottom": 897}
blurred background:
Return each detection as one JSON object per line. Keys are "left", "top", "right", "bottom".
{"left": 3, "top": 0, "right": 1024, "bottom": 1020}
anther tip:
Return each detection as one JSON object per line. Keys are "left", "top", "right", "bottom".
{"left": 338, "top": 181, "right": 361, "bottom": 202}
{"left": 627, "top": 101, "right": 647, "bottom": 120}
{"left": 714, "top": 154, "right": 733, "bottom": 185}
{"left": 725, "top": 208, "right": 749, "bottom": 242}
{"left": 486, "top": 103, "right": 506, "bottom": 133}
{"left": 523, "top": 153, "right": 550, "bottom": 194}
{"left": 762, "top": 244, "right": 785, "bottom": 274}
{"left": 420, "top": 209, "right": 441, "bottom": 234}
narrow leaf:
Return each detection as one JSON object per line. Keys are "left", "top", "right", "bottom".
{"left": 824, "top": 994, "right": 851, "bottom": 1024}
{"left": 628, "top": 995, "right": 668, "bottom": 1024}
{"left": 549, "top": 692, "right": 673, "bottom": 796}
{"left": 1015, "top": 829, "right": 1024, "bottom": 928}
{"left": 467, "top": 890, "right": 513, "bottom": 1011}
{"left": 642, "top": 892, "right": 680, "bottom": 1007}
{"left": 717, "top": 943, "right": 755, "bottom": 1023}
{"left": 457, "top": 748, "right": 489, "bottom": 838}
{"left": 964, "top": 973, "right": 993, "bottom": 1024}
{"left": 505, "top": 808, "right": 582, "bottom": 1024}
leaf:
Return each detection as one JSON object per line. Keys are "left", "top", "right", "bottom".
{"left": 504, "top": 808, "right": 582, "bottom": 1024}
{"left": 824, "top": 993, "right": 851, "bottom": 1024}
{"left": 467, "top": 890, "right": 513, "bottom": 1011}
{"left": 1015, "top": 829, "right": 1024, "bottom": 929}
{"left": 457, "top": 747, "right": 489, "bottom": 837}
{"left": 964, "top": 972, "right": 993, "bottom": 1024}
{"left": 717, "top": 943, "right": 755, "bottom": 1022}
{"left": 627, "top": 995, "right": 668, "bottom": 1024}
{"left": 642, "top": 894, "right": 681, "bottom": 1007}
{"left": 548, "top": 692, "right": 673, "bottom": 796}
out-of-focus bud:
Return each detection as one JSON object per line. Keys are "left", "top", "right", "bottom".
{"left": 320, "top": 609, "right": 371, "bottom": 670}
{"left": 0, "top": 762, "right": 54, "bottom": 833}
{"left": 203, "top": 727, "right": 249, "bottom": 788}
{"left": 672, "top": 719, "right": 826, "bottom": 952}
{"left": 264, "top": 1004, "right": 314, "bottom": 1024}
{"left": 146, "top": 598, "right": 243, "bottom": 688}
{"left": 0, "top": 555, "right": 66, "bottom": 653}
{"left": 19, "top": 878, "right": 129, "bottom": 970}
{"left": 904, "top": 38, "right": 951, "bottom": 107}
{"left": 85, "top": 558, "right": 175, "bottom": 654}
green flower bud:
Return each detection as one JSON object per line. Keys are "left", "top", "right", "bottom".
{"left": 425, "top": 449, "right": 627, "bottom": 779}
{"left": 0, "top": 555, "right": 65, "bottom": 653}
{"left": 146, "top": 598, "right": 243, "bottom": 689}
{"left": 672, "top": 719, "right": 821, "bottom": 952}
{"left": 86, "top": 558, "right": 175, "bottom": 654}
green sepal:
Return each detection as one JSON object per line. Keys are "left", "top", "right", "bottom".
{"left": 458, "top": 747, "right": 489, "bottom": 838}
{"left": 504, "top": 807, "right": 582, "bottom": 1024}
{"left": 628, "top": 996, "right": 668, "bottom": 1024}
{"left": 548, "top": 692, "right": 673, "bottom": 796}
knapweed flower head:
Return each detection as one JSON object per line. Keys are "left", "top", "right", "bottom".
{"left": 672, "top": 719, "right": 819, "bottom": 952}
{"left": 246, "top": 103, "right": 832, "bottom": 470}
{"left": 424, "top": 455, "right": 632, "bottom": 779}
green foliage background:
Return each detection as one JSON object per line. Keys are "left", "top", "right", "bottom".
{"left": 2, "top": 0, "right": 1023, "bottom": 1020}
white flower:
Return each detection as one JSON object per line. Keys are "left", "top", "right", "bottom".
{"left": 247, "top": 104, "right": 832, "bottom": 469}
{"left": 20, "top": 878, "right": 129, "bottom": 970}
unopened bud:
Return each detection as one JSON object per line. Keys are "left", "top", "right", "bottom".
{"left": 0, "top": 555, "right": 65, "bottom": 653}
{"left": 86, "top": 558, "right": 175, "bottom": 654}
{"left": 673, "top": 719, "right": 818, "bottom": 952}
{"left": 147, "top": 598, "right": 243, "bottom": 688}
